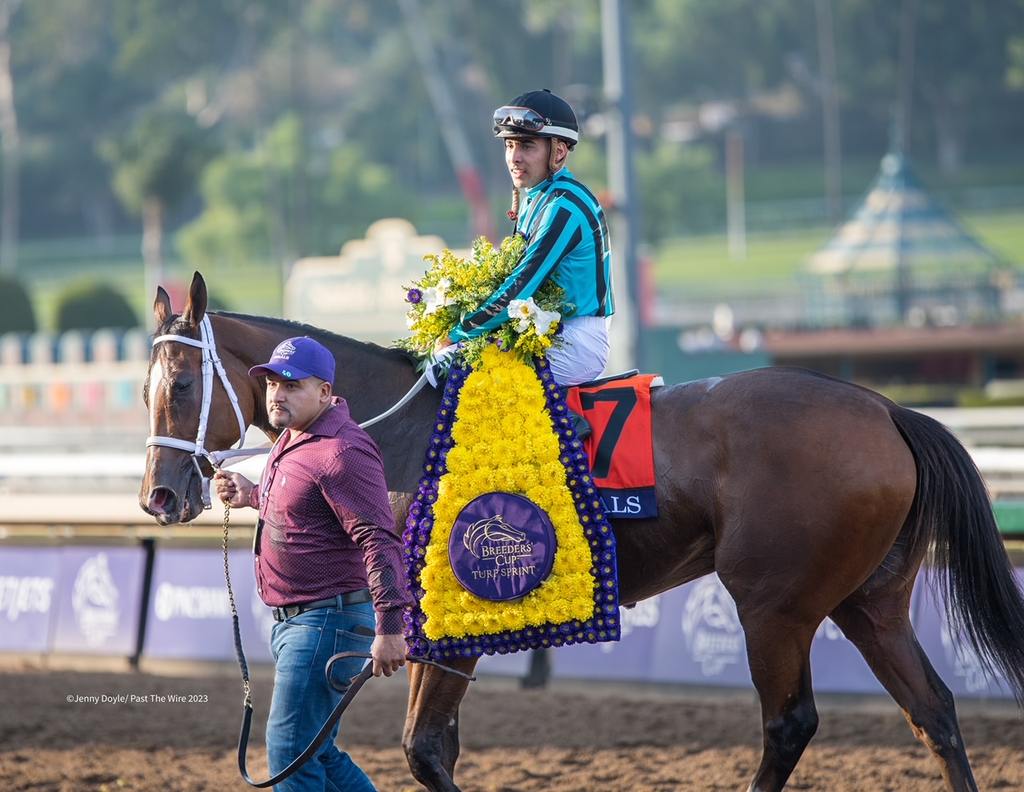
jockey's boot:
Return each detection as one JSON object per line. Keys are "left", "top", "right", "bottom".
{"left": 568, "top": 408, "right": 591, "bottom": 441}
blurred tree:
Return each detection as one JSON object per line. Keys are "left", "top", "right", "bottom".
{"left": 639, "top": 144, "right": 724, "bottom": 240}
{"left": 100, "top": 104, "right": 219, "bottom": 296}
{"left": 0, "top": 0, "right": 22, "bottom": 274}
{"left": 911, "top": 0, "right": 1024, "bottom": 171}
{"left": 55, "top": 280, "right": 138, "bottom": 331}
{"left": 3, "top": 0, "right": 1024, "bottom": 252}
{"left": 178, "top": 113, "right": 407, "bottom": 270}
{"left": 0, "top": 273, "right": 35, "bottom": 333}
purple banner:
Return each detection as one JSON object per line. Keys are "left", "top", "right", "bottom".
{"left": 809, "top": 617, "right": 885, "bottom": 694}
{"left": 553, "top": 595, "right": 659, "bottom": 680}
{"left": 909, "top": 569, "right": 1021, "bottom": 699}
{"left": 448, "top": 492, "right": 556, "bottom": 601}
{"left": 0, "top": 547, "right": 60, "bottom": 652}
{"left": 648, "top": 577, "right": 752, "bottom": 687}
{"left": 52, "top": 547, "right": 145, "bottom": 655}
{"left": 144, "top": 549, "right": 273, "bottom": 663}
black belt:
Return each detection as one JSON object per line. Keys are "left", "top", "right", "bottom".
{"left": 271, "top": 589, "right": 372, "bottom": 622}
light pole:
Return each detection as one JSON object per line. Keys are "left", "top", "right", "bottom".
{"left": 601, "top": 0, "right": 642, "bottom": 372}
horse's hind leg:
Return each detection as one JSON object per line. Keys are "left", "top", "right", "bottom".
{"left": 738, "top": 614, "right": 820, "bottom": 792}
{"left": 831, "top": 584, "right": 977, "bottom": 792}
{"left": 402, "top": 658, "right": 477, "bottom": 792}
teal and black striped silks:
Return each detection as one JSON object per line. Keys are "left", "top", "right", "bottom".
{"left": 450, "top": 167, "right": 614, "bottom": 342}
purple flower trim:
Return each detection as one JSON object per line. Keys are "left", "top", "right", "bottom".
{"left": 402, "top": 353, "right": 620, "bottom": 660}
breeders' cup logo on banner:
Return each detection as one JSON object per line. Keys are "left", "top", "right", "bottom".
{"left": 448, "top": 492, "right": 556, "bottom": 601}
{"left": 71, "top": 553, "right": 119, "bottom": 646}
{"left": 681, "top": 576, "right": 744, "bottom": 676}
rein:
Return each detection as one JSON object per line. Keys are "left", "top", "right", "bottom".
{"left": 148, "top": 317, "right": 469, "bottom": 787}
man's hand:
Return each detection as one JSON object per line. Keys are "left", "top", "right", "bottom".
{"left": 212, "top": 470, "right": 256, "bottom": 508}
{"left": 433, "top": 335, "right": 454, "bottom": 354}
{"left": 370, "top": 633, "right": 407, "bottom": 677}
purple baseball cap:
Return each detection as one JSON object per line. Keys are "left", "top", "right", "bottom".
{"left": 248, "top": 336, "right": 336, "bottom": 383}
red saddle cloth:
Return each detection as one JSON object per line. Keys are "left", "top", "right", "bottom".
{"left": 566, "top": 373, "right": 662, "bottom": 519}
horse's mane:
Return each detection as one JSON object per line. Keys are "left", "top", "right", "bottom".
{"left": 162, "top": 310, "right": 418, "bottom": 367}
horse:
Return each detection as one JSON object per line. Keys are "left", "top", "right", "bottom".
{"left": 140, "top": 272, "right": 1024, "bottom": 792}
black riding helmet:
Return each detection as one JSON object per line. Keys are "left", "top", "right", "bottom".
{"left": 493, "top": 89, "right": 579, "bottom": 149}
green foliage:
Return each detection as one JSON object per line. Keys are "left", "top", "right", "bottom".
{"left": 55, "top": 281, "right": 138, "bottom": 332}
{"left": 0, "top": 275, "right": 37, "bottom": 334}
{"left": 8, "top": 0, "right": 1024, "bottom": 251}
{"left": 206, "top": 291, "right": 231, "bottom": 312}
{"left": 177, "top": 113, "right": 408, "bottom": 268}
{"left": 638, "top": 144, "right": 725, "bottom": 241}
{"left": 100, "top": 103, "right": 219, "bottom": 215}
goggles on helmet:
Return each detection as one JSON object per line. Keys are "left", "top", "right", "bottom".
{"left": 493, "top": 106, "right": 549, "bottom": 134}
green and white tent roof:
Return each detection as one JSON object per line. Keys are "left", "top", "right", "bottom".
{"left": 806, "top": 153, "right": 1003, "bottom": 281}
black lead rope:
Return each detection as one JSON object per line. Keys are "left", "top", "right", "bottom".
{"left": 221, "top": 504, "right": 475, "bottom": 788}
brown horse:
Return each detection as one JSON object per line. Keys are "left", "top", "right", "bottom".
{"left": 141, "top": 273, "right": 1024, "bottom": 792}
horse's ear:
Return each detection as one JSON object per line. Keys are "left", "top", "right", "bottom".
{"left": 153, "top": 286, "right": 172, "bottom": 329}
{"left": 181, "top": 271, "right": 207, "bottom": 327}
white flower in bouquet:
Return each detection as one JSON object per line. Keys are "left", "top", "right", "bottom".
{"left": 423, "top": 278, "right": 453, "bottom": 315}
{"left": 508, "top": 297, "right": 539, "bottom": 333}
{"left": 532, "top": 306, "right": 561, "bottom": 336}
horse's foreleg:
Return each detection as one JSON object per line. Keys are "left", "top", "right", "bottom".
{"left": 403, "top": 658, "right": 477, "bottom": 792}
{"left": 740, "top": 615, "right": 819, "bottom": 792}
{"left": 832, "top": 593, "right": 978, "bottom": 792}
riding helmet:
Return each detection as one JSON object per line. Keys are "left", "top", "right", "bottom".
{"left": 493, "top": 89, "right": 579, "bottom": 148}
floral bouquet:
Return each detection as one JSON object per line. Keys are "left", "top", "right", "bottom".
{"left": 398, "top": 235, "right": 569, "bottom": 368}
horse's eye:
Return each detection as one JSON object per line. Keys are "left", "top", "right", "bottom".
{"left": 173, "top": 379, "right": 193, "bottom": 392}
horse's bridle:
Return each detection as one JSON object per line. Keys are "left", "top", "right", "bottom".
{"left": 146, "top": 314, "right": 428, "bottom": 508}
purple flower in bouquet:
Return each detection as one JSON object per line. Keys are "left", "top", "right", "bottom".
{"left": 406, "top": 288, "right": 423, "bottom": 304}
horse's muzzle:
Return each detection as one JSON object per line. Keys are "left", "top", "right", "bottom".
{"left": 144, "top": 485, "right": 199, "bottom": 525}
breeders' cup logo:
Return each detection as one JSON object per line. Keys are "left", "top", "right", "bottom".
{"left": 274, "top": 340, "right": 297, "bottom": 359}
{"left": 681, "top": 577, "right": 743, "bottom": 676}
{"left": 72, "top": 554, "right": 119, "bottom": 647}
{"left": 463, "top": 515, "right": 531, "bottom": 562}
{"left": 448, "top": 492, "right": 556, "bottom": 601}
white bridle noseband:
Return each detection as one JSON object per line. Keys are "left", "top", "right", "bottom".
{"left": 146, "top": 314, "right": 427, "bottom": 509}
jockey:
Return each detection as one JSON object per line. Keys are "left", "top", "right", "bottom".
{"left": 430, "top": 89, "right": 615, "bottom": 387}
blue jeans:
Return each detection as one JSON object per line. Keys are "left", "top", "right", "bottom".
{"left": 267, "top": 599, "right": 377, "bottom": 792}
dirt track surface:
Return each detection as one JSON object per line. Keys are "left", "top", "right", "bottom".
{"left": 1, "top": 664, "right": 1022, "bottom": 791}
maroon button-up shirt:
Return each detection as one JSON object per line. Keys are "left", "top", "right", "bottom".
{"left": 248, "top": 396, "right": 409, "bottom": 635}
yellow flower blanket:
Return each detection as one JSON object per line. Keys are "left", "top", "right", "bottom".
{"left": 403, "top": 345, "right": 620, "bottom": 659}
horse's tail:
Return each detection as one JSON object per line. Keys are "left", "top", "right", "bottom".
{"left": 889, "top": 404, "right": 1024, "bottom": 704}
